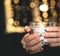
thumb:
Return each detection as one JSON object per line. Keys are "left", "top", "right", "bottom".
{"left": 24, "top": 26, "right": 31, "bottom": 32}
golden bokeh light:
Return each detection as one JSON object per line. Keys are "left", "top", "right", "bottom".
{"left": 50, "top": 0, "right": 56, "bottom": 6}
{"left": 33, "top": 16, "right": 42, "bottom": 22}
{"left": 30, "top": 2, "right": 36, "bottom": 8}
{"left": 33, "top": 8, "right": 40, "bottom": 17}
{"left": 13, "top": 20, "right": 20, "bottom": 27}
{"left": 42, "top": 0, "right": 47, "bottom": 2}
{"left": 8, "top": 18, "right": 14, "bottom": 24}
{"left": 42, "top": 12, "right": 48, "bottom": 18}
{"left": 13, "top": 0, "right": 19, "bottom": 4}
{"left": 15, "top": 5, "right": 21, "bottom": 11}
{"left": 39, "top": 4, "right": 49, "bottom": 12}
{"left": 52, "top": 11, "right": 58, "bottom": 17}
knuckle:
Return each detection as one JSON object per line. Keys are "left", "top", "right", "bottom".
{"left": 25, "top": 35, "right": 31, "bottom": 41}
{"left": 30, "top": 47, "right": 34, "bottom": 52}
{"left": 28, "top": 42, "right": 31, "bottom": 46}
{"left": 25, "top": 37, "right": 29, "bottom": 41}
{"left": 36, "top": 38, "right": 40, "bottom": 42}
{"left": 27, "top": 42, "right": 31, "bottom": 47}
{"left": 27, "top": 37, "right": 30, "bottom": 40}
{"left": 27, "top": 39, "right": 40, "bottom": 46}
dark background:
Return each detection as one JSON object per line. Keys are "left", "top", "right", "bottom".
{"left": 0, "top": 0, "right": 60, "bottom": 56}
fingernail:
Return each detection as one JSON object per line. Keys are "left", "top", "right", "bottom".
{"left": 40, "top": 37, "right": 44, "bottom": 40}
{"left": 44, "top": 39, "right": 48, "bottom": 42}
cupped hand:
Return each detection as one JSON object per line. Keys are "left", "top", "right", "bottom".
{"left": 21, "top": 32, "right": 44, "bottom": 54}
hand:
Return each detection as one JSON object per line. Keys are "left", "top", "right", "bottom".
{"left": 21, "top": 26, "right": 44, "bottom": 54}
{"left": 44, "top": 26, "right": 60, "bottom": 47}
{"left": 21, "top": 26, "right": 60, "bottom": 54}
{"left": 24, "top": 26, "right": 60, "bottom": 47}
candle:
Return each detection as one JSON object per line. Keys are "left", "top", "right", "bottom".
{"left": 30, "top": 21, "right": 47, "bottom": 46}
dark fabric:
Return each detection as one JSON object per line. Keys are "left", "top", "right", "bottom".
{"left": 0, "top": 33, "right": 60, "bottom": 56}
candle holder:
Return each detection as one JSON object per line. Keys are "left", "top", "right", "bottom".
{"left": 29, "top": 22, "right": 47, "bottom": 46}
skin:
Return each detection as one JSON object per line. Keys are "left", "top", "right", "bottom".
{"left": 45, "top": 27, "right": 60, "bottom": 47}
{"left": 21, "top": 26, "right": 60, "bottom": 54}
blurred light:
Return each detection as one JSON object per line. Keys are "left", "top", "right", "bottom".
{"left": 15, "top": 5, "right": 21, "bottom": 11}
{"left": 57, "top": 1, "right": 60, "bottom": 8}
{"left": 33, "top": 16, "right": 42, "bottom": 22}
{"left": 42, "top": 12, "right": 48, "bottom": 18}
{"left": 50, "top": 5, "right": 55, "bottom": 9}
{"left": 44, "top": 18, "right": 49, "bottom": 21}
{"left": 16, "top": 14, "right": 20, "bottom": 19}
{"left": 33, "top": 8, "right": 40, "bottom": 16}
{"left": 52, "top": 11, "right": 58, "bottom": 17}
{"left": 23, "top": 18, "right": 27, "bottom": 24}
{"left": 39, "top": 4, "right": 49, "bottom": 12}
{"left": 43, "top": 21, "right": 48, "bottom": 26}
{"left": 14, "top": 0, "right": 19, "bottom": 4}
{"left": 42, "top": 0, "right": 47, "bottom": 2}
{"left": 50, "top": 0, "right": 56, "bottom": 6}
{"left": 13, "top": 20, "right": 19, "bottom": 27}
{"left": 8, "top": 18, "right": 14, "bottom": 24}
{"left": 30, "top": 2, "right": 36, "bottom": 8}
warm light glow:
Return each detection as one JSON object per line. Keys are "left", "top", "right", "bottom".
{"left": 14, "top": 0, "right": 19, "bottom": 4}
{"left": 8, "top": 18, "right": 14, "bottom": 24}
{"left": 4, "top": 0, "right": 25, "bottom": 33}
{"left": 13, "top": 20, "right": 20, "bottom": 26}
{"left": 39, "top": 4, "right": 49, "bottom": 12}
{"left": 15, "top": 5, "right": 20, "bottom": 11}
{"left": 30, "top": 2, "right": 36, "bottom": 8}
{"left": 33, "top": 16, "right": 42, "bottom": 22}
{"left": 50, "top": 0, "right": 56, "bottom": 6}
{"left": 42, "top": 0, "right": 47, "bottom": 2}
{"left": 42, "top": 12, "right": 48, "bottom": 18}
{"left": 57, "top": 1, "right": 60, "bottom": 8}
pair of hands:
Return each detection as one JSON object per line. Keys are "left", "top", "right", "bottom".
{"left": 21, "top": 26, "right": 60, "bottom": 54}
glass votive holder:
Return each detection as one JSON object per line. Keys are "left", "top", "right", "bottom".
{"left": 29, "top": 22, "right": 47, "bottom": 46}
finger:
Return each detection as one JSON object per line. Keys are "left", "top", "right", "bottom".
{"left": 21, "top": 33, "right": 29, "bottom": 44}
{"left": 24, "top": 26, "right": 31, "bottom": 32}
{"left": 29, "top": 48, "right": 43, "bottom": 54}
{"left": 45, "top": 38, "right": 60, "bottom": 43}
{"left": 24, "top": 33, "right": 39, "bottom": 42}
{"left": 26, "top": 37, "right": 41, "bottom": 47}
{"left": 21, "top": 33, "right": 29, "bottom": 48}
{"left": 50, "top": 43, "right": 60, "bottom": 47}
{"left": 28, "top": 43, "right": 42, "bottom": 52}
{"left": 46, "top": 27, "right": 60, "bottom": 32}
{"left": 45, "top": 32, "right": 60, "bottom": 37}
